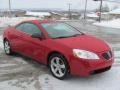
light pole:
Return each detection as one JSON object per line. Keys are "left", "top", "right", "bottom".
{"left": 68, "top": 3, "right": 72, "bottom": 20}
{"left": 8, "top": 0, "right": 12, "bottom": 17}
{"left": 84, "top": 0, "right": 88, "bottom": 19}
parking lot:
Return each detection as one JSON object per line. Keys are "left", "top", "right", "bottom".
{"left": 0, "top": 21, "right": 120, "bottom": 90}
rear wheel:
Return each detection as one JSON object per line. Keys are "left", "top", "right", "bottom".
{"left": 49, "top": 53, "right": 69, "bottom": 80}
{"left": 4, "top": 40, "right": 13, "bottom": 55}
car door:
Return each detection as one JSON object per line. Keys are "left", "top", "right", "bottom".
{"left": 8, "top": 23, "right": 28, "bottom": 54}
{"left": 15, "top": 22, "right": 47, "bottom": 63}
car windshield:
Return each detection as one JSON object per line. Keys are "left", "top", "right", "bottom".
{"left": 41, "top": 22, "right": 82, "bottom": 38}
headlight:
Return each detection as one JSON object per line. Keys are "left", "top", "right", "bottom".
{"left": 73, "top": 49, "right": 99, "bottom": 60}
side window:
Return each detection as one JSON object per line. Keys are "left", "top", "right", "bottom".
{"left": 16, "top": 23, "right": 41, "bottom": 35}
{"left": 16, "top": 23, "right": 25, "bottom": 31}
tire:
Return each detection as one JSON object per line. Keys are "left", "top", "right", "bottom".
{"left": 48, "top": 53, "right": 69, "bottom": 80}
{"left": 4, "top": 39, "right": 13, "bottom": 55}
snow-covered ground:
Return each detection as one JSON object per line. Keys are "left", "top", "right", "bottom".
{"left": 0, "top": 67, "right": 120, "bottom": 90}
{"left": 93, "top": 19, "right": 120, "bottom": 29}
{"left": 0, "top": 17, "right": 39, "bottom": 28}
{"left": 39, "top": 68, "right": 120, "bottom": 90}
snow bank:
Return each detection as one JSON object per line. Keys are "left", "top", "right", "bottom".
{"left": 93, "top": 19, "right": 120, "bottom": 29}
{"left": 0, "top": 17, "right": 39, "bottom": 28}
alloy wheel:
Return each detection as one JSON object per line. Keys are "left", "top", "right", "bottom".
{"left": 49, "top": 54, "right": 69, "bottom": 79}
{"left": 4, "top": 40, "right": 11, "bottom": 55}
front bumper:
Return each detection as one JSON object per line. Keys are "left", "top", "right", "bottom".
{"left": 69, "top": 56, "right": 114, "bottom": 76}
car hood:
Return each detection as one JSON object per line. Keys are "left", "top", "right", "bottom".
{"left": 53, "top": 35, "right": 110, "bottom": 53}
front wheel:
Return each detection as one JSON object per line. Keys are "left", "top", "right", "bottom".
{"left": 4, "top": 40, "right": 13, "bottom": 55}
{"left": 49, "top": 54, "right": 69, "bottom": 80}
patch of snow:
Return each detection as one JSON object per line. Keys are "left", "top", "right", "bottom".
{"left": 86, "top": 19, "right": 96, "bottom": 22}
{"left": 115, "top": 58, "right": 120, "bottom": 63}
{"left": 110, "top": 43, "right": 120, "bottom": 48}
{"left": 0, "top": 35, "right": 3, "bottom": 50}
{"left": 114, "top": 51, "right": 120, "bottom": 59}
{"left": 13, "top": 57, "right": 28, "bottom": 64}
{"left": 109, "top": 8, "right": 120, "bottom": 14}
{"left": 25, "top": 11, "right": 51, "bottom": 17}
{"left": 93, "top": 19, "right": 120, "bottom": 29}
{"left": 0, "top": 65, "right": 28, "bottom": 75}
{"left": 61, "top": 17, "right": 69, "bottom": 20}
{"left": 0, "top": 64, "right": 17, "bottom": 68}
{"left": 0, "top": 79, "right": 36, "bottom": 90}
{"left": 0, "top": 83, "right": 22, "bottom": 90}
{"left": 86, "top": 13, "right": 98, "bottom": 18}
{"left": 39, "top": 67, "right": 120, "bottom": 90}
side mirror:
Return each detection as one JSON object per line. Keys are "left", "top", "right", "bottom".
{"left": 31, "top": 33, "right": 42, "bottom": 39}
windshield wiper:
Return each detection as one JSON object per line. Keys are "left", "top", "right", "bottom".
{"left": 71, "top": 34, "right": 81, "bottom": 37}
{"left": 69, "top": 33, "right": 84, "bottom": 37}
{"left": 53, "top": 34, "right": 84, "bottom": 39}
{"left": 54, "top": 36, "right": 70, "bottom": 39}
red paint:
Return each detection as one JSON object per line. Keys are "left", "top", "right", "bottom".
{"left": 3, "top": 20, "right": 114, "bottom": 76}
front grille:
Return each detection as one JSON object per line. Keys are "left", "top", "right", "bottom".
{"left": 102, "top": 51, "right": 112, "bottom": 60}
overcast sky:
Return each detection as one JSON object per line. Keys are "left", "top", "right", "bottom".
{"left": 0, "top": 0, "right": 120, "bottom": 10}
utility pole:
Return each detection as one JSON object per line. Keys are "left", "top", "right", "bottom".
{"left": 99, "top": 0, "right": 103, "bottom": 22}
{"left": 68, "top": 3, "right": 72, "bottom": 20}
{"left": 8, "top": 0, "right": 12, "bottom": 17}
{"left": 84, "top": 0, "right": 88, "bottom": 19}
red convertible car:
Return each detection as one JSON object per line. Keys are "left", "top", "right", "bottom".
{"left": 3, "top": 20, "right": 114, "bottom": 79}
